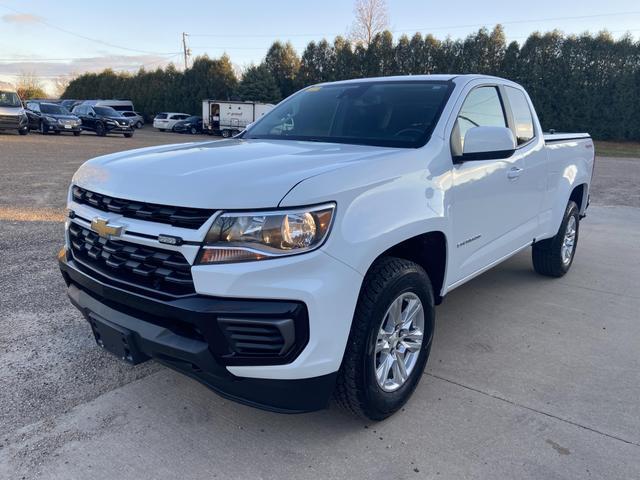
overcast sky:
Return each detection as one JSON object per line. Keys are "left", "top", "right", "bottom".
{"left": 1, "top": 0, "right": 639, "bottom": 93}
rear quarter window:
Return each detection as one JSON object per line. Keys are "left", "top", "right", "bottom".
{"left": 505, "top": 86, "right": 535, "bottom": 145}
{"left": 155, "top": 113, "right": 168, "bottom": 119}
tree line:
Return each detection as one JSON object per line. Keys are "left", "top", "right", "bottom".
{"left": 63, "top": 26, "right": 640, "bottom": 140}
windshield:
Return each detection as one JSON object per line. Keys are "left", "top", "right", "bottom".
{"left": 94, "top": 106, "right": 120, "bottom": 116}
{"left": 0, "top": 91, "right": 21, "bottom": 108}
{"left": 244, "top": 81, "right": 452, "bottom": 148}
{"left": 41, "top": 104, "right": 70, "bottom": 115}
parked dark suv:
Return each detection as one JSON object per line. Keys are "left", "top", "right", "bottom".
{"left": 72, "top": 104, "right": 134, "bottom": 137}
{"left": 172, "top": 115, "right": 203, "bottom": 134}
{"left": 26, "top": 102, "right": 82, "bottom": 135}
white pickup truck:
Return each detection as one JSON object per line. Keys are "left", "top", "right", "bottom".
{"left": 59, "top": 75, "right": 594, "bottom": 420}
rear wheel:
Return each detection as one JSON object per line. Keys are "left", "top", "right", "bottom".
{"left": 135, "top": 121, "right": 143, "bottom": 129}
{"left": 334, "top": 257, "right": 435, "bottom": 420}
{"left": 158, "top": 128, "right": 165, "bottom": 132}
{"left": 40, "top": 121, "right": 48, "bottom": 135}
{"left": 221, "top": 129, "right": 231, "bottom": 138}
{"left": 73, "top": 131, "right": 81, "bottom": 137}
{"left": 532, "top": 201, "right": 580, "bottom": 277}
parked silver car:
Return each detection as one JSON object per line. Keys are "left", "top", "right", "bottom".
{"left": 121, "top": 111, "right": 145, "bottom": 129}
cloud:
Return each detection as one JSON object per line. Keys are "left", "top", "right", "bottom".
{"left": 0, "top": 54, "right": 179, "bottom": 94}
{"left": 2, "top": 13, "right": 44, "bottom": 24}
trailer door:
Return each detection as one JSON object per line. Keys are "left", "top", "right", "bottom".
{"left": 210, "top": 103, "right": 221, "bottom": 131}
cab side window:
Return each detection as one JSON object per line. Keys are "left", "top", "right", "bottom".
{"left": 451, "top": 86, "right": 506, "bottom": 156}
{"left": 505, "top": 86, "right": 535, "bottom": 145}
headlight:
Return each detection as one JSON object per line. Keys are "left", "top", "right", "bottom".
{"left": 106, "top": 120, "right": 117, "bottom": 125}
{"left": 196, "top": 203, "right": 335, "bottom": 264}
{"left": 45, "top": 116, "right": 57, "bottom": 123}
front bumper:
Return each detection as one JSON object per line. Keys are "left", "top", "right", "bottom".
{"left": 48, "top": 123, "right": 82, "bottom": 132}
{"left": 58, "top": 248, "right": 337, "bottom": 413}
{"left": 105, "top": 124, "right": 133, "bottom": 133}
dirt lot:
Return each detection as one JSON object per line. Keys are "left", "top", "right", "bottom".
{"left": 0, "top": 129, "right": 639, "bottom": 479}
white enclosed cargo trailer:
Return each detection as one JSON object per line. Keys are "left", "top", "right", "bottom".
{"left": 202, "top": 100, "right": 274, "bottom": 137}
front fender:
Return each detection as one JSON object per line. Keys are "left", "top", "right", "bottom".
{"left": 279, "top": 140, "right": 453, "bottom": 278}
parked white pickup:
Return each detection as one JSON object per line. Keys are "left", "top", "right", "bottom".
{"left": 60, "top": 74, "right": 594, "bottom": 420}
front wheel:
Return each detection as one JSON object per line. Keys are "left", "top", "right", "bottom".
{"left": 73, "top": 131, "right": 81, "bottom": 136}
{"left": 40, "top": 121, "right": 48, "bottom": 135}
{"left": 190, "top": 126, "right": 197, "bottom": 135}
{"left": 532, "top": 201, "right": 580, "bottom": 277}
{"left": 124, "top": 132, "right": 133, "bottom": 138}
{"left": 334, "top": 257, "right": 435, "bottom": 420}
{"left": 18, "top": 127, "right": 29, "bottom": 136}
{"left": 221, "top": 129, "right": 231, "bottom": 138}
{"left": 95, "top": 123, "right": 106, "bottom": 137}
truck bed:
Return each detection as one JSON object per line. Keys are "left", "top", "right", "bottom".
{"left": 543, "top": 132, "right": 591, "bottom": 143}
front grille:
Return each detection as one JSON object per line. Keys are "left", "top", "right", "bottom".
{"left": 72, "top": 186, "right": 214, "bottom": 229}
{"left": 218, "top": 318, "right": 294, "bottom": 357}
{"left": 0, "top": 114, "right": 19, "bottom": 127}
{"left": 69, "top": 222, "right": 194, "bottom": 296}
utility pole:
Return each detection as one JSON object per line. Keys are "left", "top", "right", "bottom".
{"left": 182, "top": 32, "right": 191, "bottom": 70}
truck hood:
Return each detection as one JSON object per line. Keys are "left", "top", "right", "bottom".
{"left": 72, "top": 138, "right": 398, "bottom": 209}
{"left": 0, "top": 106, "right": 24, "bottom": 115}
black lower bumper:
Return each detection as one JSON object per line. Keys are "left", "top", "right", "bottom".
{"left": 58, "top": 248, "right": 335, "bottom": 413}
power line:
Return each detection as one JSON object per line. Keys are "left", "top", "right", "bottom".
{"left": 187, "top": 10, "right": 640, "bottom": 38}
{"left": 0, "top": 4, "right": 180, "bottom": 56}
{"left": 0, "top": 54, "right": 180, "bottom": 62}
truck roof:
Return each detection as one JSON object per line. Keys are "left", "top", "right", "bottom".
{"left": 315, "top": 74, "right": 517, "bottom": 87}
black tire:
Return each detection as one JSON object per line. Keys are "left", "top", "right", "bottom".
{"left": 124, "top": 132, "right": 133, "bottom": 138}
{"left": 532, "top": 201, "right": 580, "bottom": 277}
{"left": 158, "top": 128, "right": 165, "bottom": 132}
{"left": 40, "top": 121, "right": 48, "bottom": 135}
{"left": 221, "top": 129, "right": 231, "bottom": 138}
{"left": 73, "top": 131, "right": 81, "bottom": 136}
{"left": 190, "top": 126, "right": 197, "bottom": 135}
{"left": 18, "top": 127, "right": 29, "bottom": 136}
{"left": 95, "top": 123, "right": 106, "bottom": 137}
{"left": 136, "top": 121, "right": 143, "bottom": 129}
{"left": 334, "top": 256, "right": 435, "bottom": 420}
{"left": 54, "top": 130, "right": 61, "bottom": 135}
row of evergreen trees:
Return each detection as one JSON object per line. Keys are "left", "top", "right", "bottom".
{"left": 63, "top": 26, "right": 640, "bottom": 140}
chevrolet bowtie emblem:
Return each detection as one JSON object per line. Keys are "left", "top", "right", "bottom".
{"left": 91, "top": 217, "right": 123, "bottom": 238}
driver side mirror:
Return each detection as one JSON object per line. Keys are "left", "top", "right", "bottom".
{"left": 455, "top": 126, "right": 516, "bottom": 162}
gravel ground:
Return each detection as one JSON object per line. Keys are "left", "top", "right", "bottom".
{"left": 0, "top": 129, "right": 202, "bottom": 433}
{"left": 0, "top": 130, "right": 638, "bottom": 478}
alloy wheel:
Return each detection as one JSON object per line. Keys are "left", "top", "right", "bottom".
{"left": 374, "top": 292, "right": 425, "bottom": 392}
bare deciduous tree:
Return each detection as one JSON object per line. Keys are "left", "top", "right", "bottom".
{"left": 16, "top": 71, "right": 46, "bottom": 99}
{"left": 350, "top": 0, "right": 389, "bottom": 46}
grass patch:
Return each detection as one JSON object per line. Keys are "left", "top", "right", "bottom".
{"left": 594, "top": 141, "right": 640, "bottom": 158}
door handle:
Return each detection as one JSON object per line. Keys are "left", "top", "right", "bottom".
{"left": 507, "top": 167, "right": 523, "bottom": 179}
